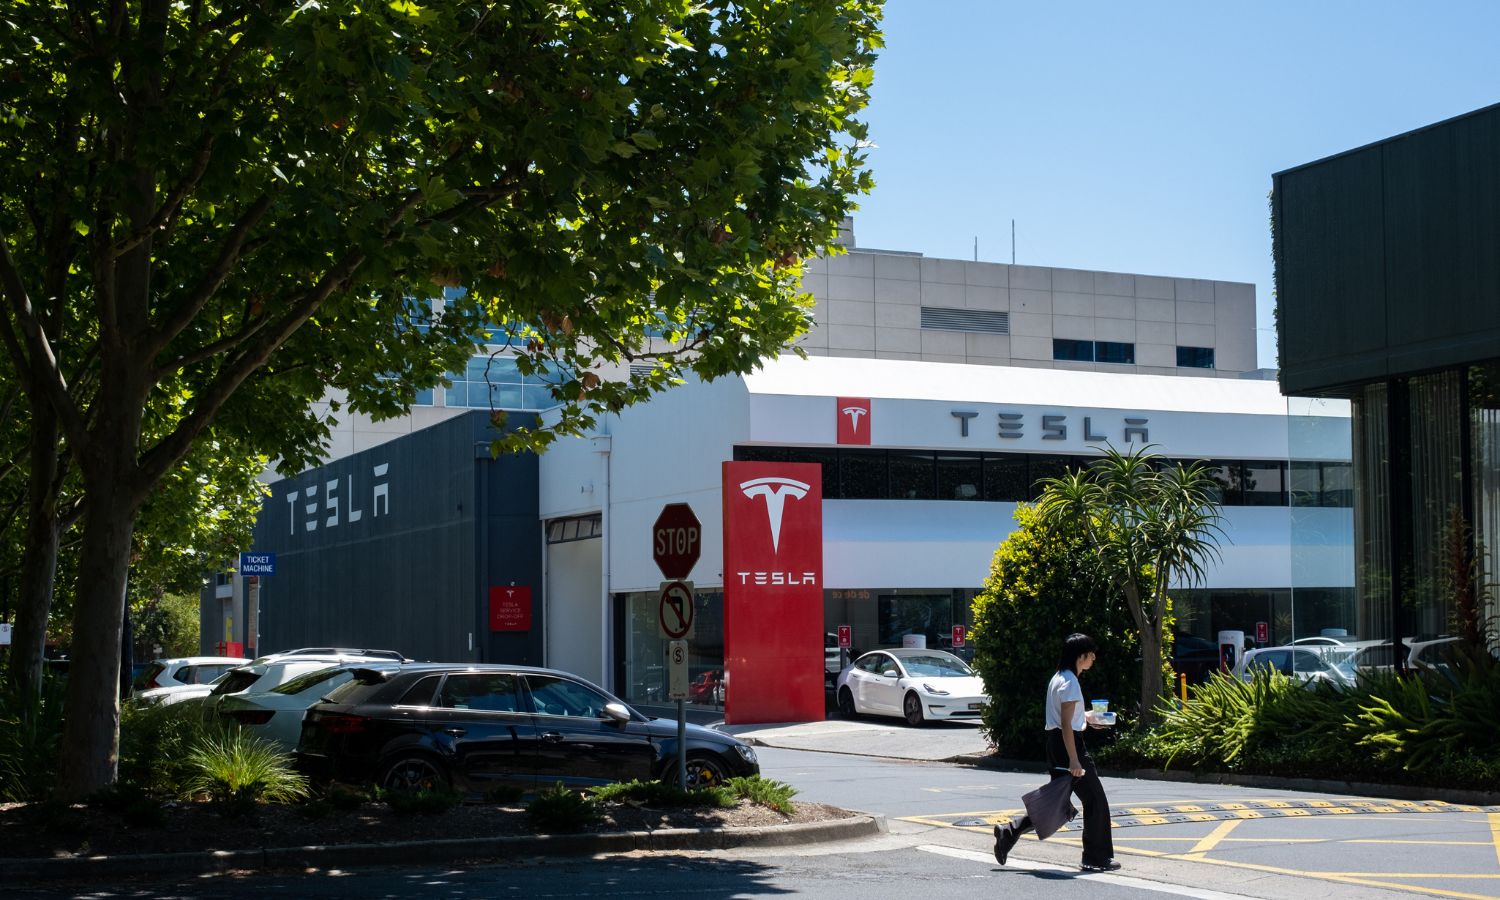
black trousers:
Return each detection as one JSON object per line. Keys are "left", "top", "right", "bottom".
{"left": 1011, "top": 729, "right": 1113, "bottom": 865}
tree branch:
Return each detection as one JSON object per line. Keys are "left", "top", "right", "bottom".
{"left": 0, "top": 228, "right": 89, "bottom": 443}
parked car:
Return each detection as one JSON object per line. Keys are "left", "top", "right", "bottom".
{"left": 295, "top": 663, "right": 759, "bottom": 793}
{"left": 215, "top": 661, "right": 407, "bottom": 750}
{"left": 1169, "top": 633, "right": 1222, "bottom": 685}
{"left": 137, "top": 649, "right": 404, "bottom": 709}
{"left": 1344, "top": 636, "right": 1461, "bottom": 677}
{"left": 130, "top": 656, "right": 248, "bottom": 696}
{"left": 834, "top": 648, "right": 987, "bottom": 726}
{"left": 687, "top": 668, "right": 724, "bottom": 706}
{"left": 1239, "top": 645, "right": 1354, "bottom": 688}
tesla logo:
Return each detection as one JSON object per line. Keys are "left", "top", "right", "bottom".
{"left": 836, "top": 396, "right": 871, "bottom": 445}
{"left": 739, "top": 477, "right": 809, "bottom": 553}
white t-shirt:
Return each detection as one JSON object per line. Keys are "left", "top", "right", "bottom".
{"left": 1044, "top": 669, "right": 1086, "bottom": 731}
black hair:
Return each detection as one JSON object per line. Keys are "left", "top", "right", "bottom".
{"left": 1058, "top": 632, "right": 1098, "bottom": 674}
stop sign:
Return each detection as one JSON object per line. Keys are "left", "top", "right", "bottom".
{"left": 652, "top": 503, "right": 701, "bottom": 579}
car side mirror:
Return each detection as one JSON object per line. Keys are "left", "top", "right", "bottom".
{"left": 603, "top": 702, "right": 631, "bottom": 723}
{"left": 884, "top": 671, "right": 898, "bottom": 679}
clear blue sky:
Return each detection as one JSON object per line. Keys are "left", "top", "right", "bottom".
{"left": 850, "top": 1, "right": 1500, "bottom": 369}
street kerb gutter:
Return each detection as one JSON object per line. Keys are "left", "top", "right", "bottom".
{"left": 1, "top": 814, "right": 885, "bottom": 884}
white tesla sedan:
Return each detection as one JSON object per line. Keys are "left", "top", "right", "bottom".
{"left": 835, "top": 648, "right": 988, "bottom": 726}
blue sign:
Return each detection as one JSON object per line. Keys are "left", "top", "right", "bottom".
{"left": 239, "top": 552, "right": 277, "bottom": 576}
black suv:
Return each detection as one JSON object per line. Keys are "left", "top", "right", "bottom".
{"left": 295, "top": 663, "right": 759, "bottom": 793}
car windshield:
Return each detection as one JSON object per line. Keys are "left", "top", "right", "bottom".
{"left": 271, "top": 667, "right": 352, "bottom": 696}
{"left": 211, "top": 668, "right": 263, "bottom": 695}
{"left": 900, "top": 653, "right": 972, "bottom": 677}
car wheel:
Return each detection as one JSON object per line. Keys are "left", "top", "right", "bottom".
{"left": 679, "top": 753, "right": 730, "bottom": 789}
{"left": 903, "top": 691, "right": 925, "bottom": 727}
{"left": 837, "top": 687, "right": 857, "bottom": 718}
{"left": 379, "top": 753, "right": 450, "bottom": 792}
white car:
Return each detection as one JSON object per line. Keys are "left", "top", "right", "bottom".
{"left": 131, "top": 656, "right": 247, "bottom": 696}
{"left": 1239, "top": 645, "right": 1354, "bottom": 688}
{"left": 835, "top": 648, "right": 987, "bottom": 726}
{"left": 216, "top": 661, "right": 406, "bottom": 750}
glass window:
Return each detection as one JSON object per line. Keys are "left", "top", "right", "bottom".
{"left": 897, "top": 653, "right": 973, "bottom": 677}
{"left": 1321, "top": 461, "right": 1353, "bottom": 507}
{"left": 1177, "top": 346, "right": 1216, "bottom": 368}
{"left": 855, "top": 654, "right": 882, "bottom": 674}
{"left": 1241, "top": 461, "right": 1287, "bottom": 506}
{"left": 1290, "top": 460, "right": 1322, "bottom": 507}
{"left": 1026, "top": 455, "right": 1083, "bottom": 502}
{"left": 398, "top": 674, "right": 442, "bottom": 707}
{"left": 889, "top": 451, "right": 935, "bottom": 500}
{"left": 525, "top": 675, "right": 611, "bottom": 718}
{"left": 1095, "top": 341, "right": 1136, "bottom": 364}
{"left": 840, "top": 449, "right": 888, "bottom": 499}
{"left": 983, "top": 454, "right": 1029, "bottom": 501}
{"left": 1202, "top": 460, "right": 1243, "bottom": 506}
{"left": 1053, "top": 338, "right": 1094, "bottom": 362}
{"left": 936, "top": 453, "right": 982, "bottom": 501}
{"left": 440, "top": 673, "right": 521, "bottom": 712}
{"left": 272, "top": 667, "right": 352, "bottom": 696}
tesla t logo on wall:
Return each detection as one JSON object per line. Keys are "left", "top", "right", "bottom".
{"left": 837, "top": 397, "right": 871, "bottom": 445}
{"left": 738, "top": 477, "right": 810, "bottom": 553}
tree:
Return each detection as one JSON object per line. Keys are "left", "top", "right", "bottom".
{"left": 969, "top": 505, "right": 1143, "bottom": 758}
{"left": 1035, "top": 446, "right": 1225, "bottom": 727}
{"left": 0, "top": 1, "right": 881, "bottom": 798}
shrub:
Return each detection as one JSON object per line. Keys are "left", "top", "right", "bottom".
{"left": 725, "top": 776, "right": 797, "bottom": 815}
{"left": 322, "top": 782, "right": 374, "bottom": 810}
{"left": 969, "top": 505, "right": 1147, "bottom": 759}
{"left": 483, "top": 783, "right": 526, "bottom": 805}
{"left": 376, "top": 785, "right": 463, "bottom": 816}
{"left": 591, "top": 779, "right": 736, "bottom": 809}
{"left": 0, "top": 671, "right": 67, "bottom": 802}
{"left": 525, "top": 782, "right": 602, "bottom": 832}
{"left": 183, "top": 730, "right": 310, "bottom": 816}
{"left": 118, "top": 698, "right": 221, "bottom": 799}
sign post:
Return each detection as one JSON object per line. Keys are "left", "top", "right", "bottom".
{"left": 668, "top": 639, "right": 689, "bottom": 787}
{"left": 653, "top": 503, "right": 701, "bottom": 771}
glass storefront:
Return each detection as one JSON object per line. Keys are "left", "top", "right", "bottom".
{"left": 616, "top": 589, "right": 726, "bottom": 711}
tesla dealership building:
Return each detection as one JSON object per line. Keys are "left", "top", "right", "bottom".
{"left": 229, "top": 230, "right": 1355, "bottom": 724}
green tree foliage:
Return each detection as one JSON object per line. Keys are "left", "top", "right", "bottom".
{"left": 0, "top": 0, "right": 882, "bottom": 798}
{"left": 132, "top": 592, "right": 203, "bottom": 660}
{"left": 1035, "top": 446, "right": 1225, "bottom": 726}
{"left": 969, "top": 505, "right": 1142, "bottom": 759}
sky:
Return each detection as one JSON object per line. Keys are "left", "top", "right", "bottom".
{"left": 849, "top": 1, "right": 1500, "bottom": 369}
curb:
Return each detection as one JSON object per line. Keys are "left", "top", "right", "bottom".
{"left": 1, "top": 814, "right": 885, "bottom": 884}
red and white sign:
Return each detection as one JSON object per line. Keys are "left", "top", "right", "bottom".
{"left": 836, "top": 397, "right": 871, "bottom": 445}
{"left": 837, "top": 625, "right": 851, "bottom": 649}
{"left": 722, "top": 461, "right": 824, "bottom": 724}
{"left": 951, "top": 625, "right": 966, "bottom": 648}
{"left": 652, "top": 503, "right": 701, "bottom": 579}
{"left": 1255, "top": 621, "right": 1269, "bottom": 644}
{"left": 489, "top": 586, "right": 532, "bottom": 631}
{"left": 658, "top": 580, "right": 695, "bottom": 640}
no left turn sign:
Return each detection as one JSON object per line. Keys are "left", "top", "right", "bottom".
{"left": 658, "top": 580, "right": 695, "bottom": 640}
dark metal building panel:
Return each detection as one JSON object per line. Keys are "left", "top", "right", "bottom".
{"left": 251, "top": 411, "right": 541, "bottom": 664}
{"left": 1275, "top": 102, "right": 1500, "bottom": 396}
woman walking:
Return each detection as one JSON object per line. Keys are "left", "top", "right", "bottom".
{"left": 993, "top": 632, "right": 1120, "bottom": 872}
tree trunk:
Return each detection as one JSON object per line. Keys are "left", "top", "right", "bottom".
{"left": 1137, "top": 619, "right": 1165, "bottom": 728}
{"left": 7, "top": 407, "right": 61, "bottom": 702}
{"left": 54, "top": 477, "right": 139, "bottom": 800}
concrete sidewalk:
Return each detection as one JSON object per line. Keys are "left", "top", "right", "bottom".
{"left": 721, "top": 718, "right": 991, "bottom": 762}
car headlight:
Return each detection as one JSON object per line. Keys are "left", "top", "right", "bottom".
{"left": 921, "top": 683, "right": 950, "bottom": 696}
{"left": 734, "top": 743, "right": 757, "bottom": 764}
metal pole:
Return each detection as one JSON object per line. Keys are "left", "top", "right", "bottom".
{"left": 677, "top": 698, "right": 687, "bottom": 787}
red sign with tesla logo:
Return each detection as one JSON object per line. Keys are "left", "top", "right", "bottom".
{"left": 836, "top": 397, "right": 871, "bottom": 445}
{"left": 489, "top": 586, "right": 532, "bottom": 631}
{"left": 722, "top": 460, "right": 824, "bottom": 724}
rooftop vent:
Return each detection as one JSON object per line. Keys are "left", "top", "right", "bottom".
{"left": 920, "top": 307, "right": 1009, "bottom": 334}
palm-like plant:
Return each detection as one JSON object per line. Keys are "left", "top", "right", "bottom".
{"left": 1036, "top": 445, "right": 1225, "bottom": 725}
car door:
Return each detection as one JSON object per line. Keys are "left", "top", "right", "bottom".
{"left": 433, "top": 673, "right": 540, "bottom": 791}
{"left": 846, "top": 653, "right": 888, "bottom": 713}
{"left": 867, "top": 655, "right": 904, "bottom": 713}
{"left": 522, "top": 674, "right": 655, "bottom": 788}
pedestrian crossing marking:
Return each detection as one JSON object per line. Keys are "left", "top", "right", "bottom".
{"left": 923, "top": 798, "right": 1500, "bottom": 833}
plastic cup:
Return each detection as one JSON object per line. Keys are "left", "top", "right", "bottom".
{"left": 1091, "top": 699, "right": 1108, "bottom": 713}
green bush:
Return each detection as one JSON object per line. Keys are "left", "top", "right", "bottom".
{"left": 0, "top": 672, "right": 66, "bottom": 802}
{"left": 119, "top": 698, "right": 222, "bottom": 798}
{"left": 725, "top": 776, "right": 797, "bottom": 815}
{"left": 591, "top": 779, "right": 736, "bottom": 809}
{"left": 525, "top": 781, "right": 602, "bottom": 832}
{"left": 321, "top": 781, "right": 374, "bottom": 810}
{"left": 183, "top": 730, "right": 310, "bottom": 816}
{"left": 376, "top": 785, "right": 463, "bottom": 815}
{"left": 969, "top": 505, "right": 1148, "bottom": 759}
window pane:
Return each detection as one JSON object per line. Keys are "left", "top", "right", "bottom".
{"left": 1290, "top": 460, "right": 1322, "bottom": 507}
{"left": 1321, "top": 461, "right": 1353, "bottom": 507}
{"left": 1202, "top": 460, "right": 1243, "bottom": 506}
{"left": 840, "top": 450, "right": 888, "bottom": 499}
{"left": 889, "top": 451, "right": 935, "bottom": 500}
{"left": 1176, "top": 346, "right": 1216, "bottom": 368}
{"left": 1053, "top": 338, "right": 1094, "bottom": 361}
{"left": 936, "top": 453, "right": 983, "bottom": 500}
{"left": 983, "top": 454, "right": 1029, "bottom": 501}
{"left": 1096, "top": 341, "right": 1136, "bottom": 364}
{"left": 1242, "top": 461, "right": 1286, "bottom": 506}
{"left": 1026, "top": 455, "right": 1082, "bottom": 501}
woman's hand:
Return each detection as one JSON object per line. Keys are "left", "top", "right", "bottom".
{"left": 1068, "top": 761, "right": 1084, "bottom": 778}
